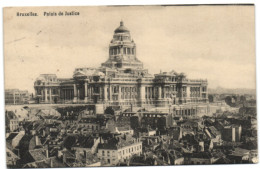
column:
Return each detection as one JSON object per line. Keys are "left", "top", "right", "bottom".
{"left": 13, "top": 92, "right": 16, "bottom": 105}
{"left": 41, "top": 89, "right": 44, "bottom": 101}
{"left": 73, "top": 84, "right": 77, "bottom": 103}
{"left": 158, "top": 86, "right": 162, "bottom": 99}
{"left": 89, "top": 86, "right": 92, "bottom": 100}
{"left": 120, "top": 46, "right": 123, "bottom": 55}
{"left": 45, "top": 88, "right": 48, "bottom": 103}
{"left": 118, "top": 86, "right": 121, "bottom": 102}
{"left": 99, "top": 86, "right": 103, "bottom": 101}
{"left": 49, "top": 88, "right": 52, "bottom": 103}
{"left": 205, "top": 86, "right": 208, "bottom": 102}
{"left": 180, "top": 86, "right": 183, "bottom": 104}
{"left": 200, "top": 87, "right": 202, "bottom": 98}
{"left": 104, "top": 85, "right": 108, "bottom": 101}
{"left": 77, "top": 89, "right": 80, "bottom": 101}
{"left": 64, "top": 89, "right": 66, "bottom": 101}
{"left": 162, "top": 87, "right": 165, "bottom": 99}
{"left": 84, "top": 81, "right": 88, "bottom": 103}
{"left": 153, "top": 87, "right": 156, "bottom": 99}
{"left": 187, "top": 86, "right": 190, "bottom": 100}
{"left": 139, "top": 85, "right": 146, "bottom": 100}
{"left": 109, "top": 85, "right": 113, "bottom": 101}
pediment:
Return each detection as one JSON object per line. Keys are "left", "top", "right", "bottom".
{"left": 73, "top": 71, "right": 87, "bottom": 77}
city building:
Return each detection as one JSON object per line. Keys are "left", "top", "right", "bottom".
{"left": 5, "top": 89, "right": 30, "bottom": 105}
{"left": 34, "top": 21, "right": 208, "bottom": 109}
{"left": 97, "top": 134, "right": 142, "bottom": 166}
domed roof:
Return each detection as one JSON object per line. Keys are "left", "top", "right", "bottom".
{"left": 36, "top": 76, "right": 46, "bottom": 82}
{"left": 114, "top": 21, "right": 130, "bottom": 33}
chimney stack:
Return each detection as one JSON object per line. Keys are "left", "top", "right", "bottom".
{"left": 50, "top": 158, "right": 53, "bottom": 167}
{"left": 35, "top": 135, "right": 40, "bottom": 146}
{"left": 45, "top": 148, "right": 49, "bottom": 158}
{"left": 63, "top": 151, "right": 66, "bottom": 164}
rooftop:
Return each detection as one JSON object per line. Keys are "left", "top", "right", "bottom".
{"left": 114, "top": 21, "right": 130, "bottom": 33}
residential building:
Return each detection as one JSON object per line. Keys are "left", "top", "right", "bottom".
{"left": 5, "top": 89, "right": 30, "bottom": 105}
{"left": 97, "top": 134, "right": 142, "bottom": 166}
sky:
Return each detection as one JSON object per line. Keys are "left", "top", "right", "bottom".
{"left": 4, "top": 5, "right": 255, "bottom": 93}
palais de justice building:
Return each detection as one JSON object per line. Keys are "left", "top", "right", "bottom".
{"left": 34, "top": 21, "right": 208, "bottom": 109}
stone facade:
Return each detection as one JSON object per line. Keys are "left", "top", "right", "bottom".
{"left": 34, "top": 21, "right": 208, "bottom": 108}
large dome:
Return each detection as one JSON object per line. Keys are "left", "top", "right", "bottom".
{"left": 114, "top": 21, "right": 130, "bottom": 33}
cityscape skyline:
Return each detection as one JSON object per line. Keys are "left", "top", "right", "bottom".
{"left": 4, "top": 6, "right": 255, "bottom": 93}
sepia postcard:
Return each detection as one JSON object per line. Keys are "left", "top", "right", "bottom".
{"left": 3, "top": 5, "right": 257, "bottom": 168}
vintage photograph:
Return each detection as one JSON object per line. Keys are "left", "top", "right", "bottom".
{"left": 3, "top": 5, "right": 257, "bottom": 168}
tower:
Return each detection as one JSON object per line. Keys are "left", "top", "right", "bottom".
{"left": 102, "top": 21, "right": 143, "bottom": 69}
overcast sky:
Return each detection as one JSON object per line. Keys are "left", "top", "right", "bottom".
{"left": 4, "top": 5, "right": 255, "bottom": 93}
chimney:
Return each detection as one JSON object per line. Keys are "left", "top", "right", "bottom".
{"left": 50, "top": 158, "right": 53, "bottom": 168}
{"left": 35, "top": 135, "right": 40, "bottom": 146}
{"left": 17, "top": 149, "right": 20, "bottom": 158}
{"left": 45, "top": 148, "right": 49, "bottom": 158}
{"left": 63, "top": 151, "right": 66, "bottom": 164}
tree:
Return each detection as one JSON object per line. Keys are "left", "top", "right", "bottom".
{"left": 225, "top": 96, "right": 237, "bottom": 107}
{"left": 104, "top": 107, "right": 115, "bottom": 115}
{"left": 208, "top": 94, "right": 214, "bottom": 103}
{"left": 240, "top": 95, "right": 246, "bottom": 103}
